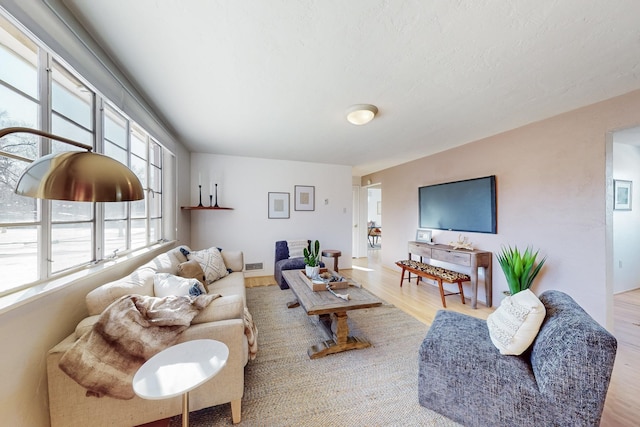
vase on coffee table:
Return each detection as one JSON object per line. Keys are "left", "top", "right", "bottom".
{"left": 305, "top": 265, "right": 320, "bottom": 278}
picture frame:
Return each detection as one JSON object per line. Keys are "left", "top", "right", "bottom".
{"left": 415, "top": 228, "right": 432, "bottom": 243}
{"left": 614, "top": 180, "right": 632, "bottom": 211}
{"left": 294, "top": 185, "right": 315, "bottom": 211}
{"left": 268, "top": 192, "right": 290, "bottom": 218}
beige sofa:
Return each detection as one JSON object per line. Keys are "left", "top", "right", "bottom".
{"left": 47, "top": 245, "right": 249, "bottom": 427}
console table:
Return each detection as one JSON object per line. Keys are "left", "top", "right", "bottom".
{"left": 407, "top": 241, "right": 492, "bottom": 308}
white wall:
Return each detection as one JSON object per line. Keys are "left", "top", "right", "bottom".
{"left": 612, "top": 141, "right": 640, "bottom": 293}
{"left": 189, "top": 154, "right": 353, "bottom": 277}
{"left": 362, "top": 89, "right": 640, "bottom": 327}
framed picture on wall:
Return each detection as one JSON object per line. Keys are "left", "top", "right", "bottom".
{"left": 268, "top": 192, "right": 290, "bottom": 218}
{"left": 614, "top": 180, "right": 632, "bottom": 211}
{"left": 294, "top": 185, "right": 315, "bottom": 211}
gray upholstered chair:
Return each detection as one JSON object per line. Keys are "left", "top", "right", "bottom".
{"left": 418, "top": 290, "right": 617, "bottom": 427}
{"left": 274, "top": 240, "right": 324, "bottom": 289}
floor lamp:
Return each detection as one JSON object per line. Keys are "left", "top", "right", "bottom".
{"left": 0, "top": 127, "right": 144, "bottom": 202}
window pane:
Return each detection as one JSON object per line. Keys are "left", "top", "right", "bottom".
{"left": 149, "top": 191, "right": 161, "bottom": 217}
{"left": 131, "top": 128, "right": 147, "bottom": 159}
{"left": 104, "top": 141, "right": 127, "bottom": 165}
{"left": 131, "top": 154, "right": 147, "bottom": 187}
{"left": 104, "top": 105, "right": 127, "bottom": 149}
{"left": 0, "top": 225, "right": 38, "bottom": 293}
{"left": 51, "top": 201, "right": 92, "bottom": 222}
{"left": 104, "top": 219, "right": 127, "bottom": 256}
{"left": 0, "top": 184, "right": 37, "bottom": 223}
{"left": 149, "top": 218, "right": 161, "bottom": 242}
{"left": 0, "top": 84, "right": 38, "bottom": 129}
{"left": 0, "top": 89, "right": 38, "bottom": 223}
{"left": 51, "top": 114, "right": 92, "bottom": 151}
{"left": 149, "top": 165, "right": 161, "bottom": 192}
{"left": 51, "top": 223, "right": 92, "bottom": 272}
{"left": 0, "top": 14, "right": 38, "bottom": 99}
{"left": 130, "top": 219, "right": 146, "bottom": 249}
{"left": 52, "top": 60, "right": 93, "bottom": 130}
{"left": 105, "top": 202, "right": 126, "bottom": 220}
{"left": 131, "top": 199, "right": 146, "bottom": 218}
{"left": 149, "top": 140, "right": 161, "bottom": 167}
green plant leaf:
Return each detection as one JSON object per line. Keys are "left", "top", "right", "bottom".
{"left": 497, "top": 245, "right": 546, "bottom": 294}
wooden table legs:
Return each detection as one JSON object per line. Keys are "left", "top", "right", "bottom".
{"left": 307, "top": 311, "right": 372, "bottom": 359}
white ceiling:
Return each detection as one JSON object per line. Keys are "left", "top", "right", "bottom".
{"left": 62, "top": 0, "right": 640, "bottom": 175}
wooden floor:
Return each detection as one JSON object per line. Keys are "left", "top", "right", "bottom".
{"left": 246, "top": 249, "right": 639, "bottom": 426}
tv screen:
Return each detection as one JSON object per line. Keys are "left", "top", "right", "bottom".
{"left": 419, "top": 175, "right": 497, "bottom": 234}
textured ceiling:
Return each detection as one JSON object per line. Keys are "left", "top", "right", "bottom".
{"left": 62, "top": 0, "right": 640, "bottom": 175}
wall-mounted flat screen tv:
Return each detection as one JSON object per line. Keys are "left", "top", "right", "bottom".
{"left": 418, "top": 175, "right": 497, "bottom": 234}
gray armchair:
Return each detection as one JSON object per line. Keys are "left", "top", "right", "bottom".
{"left": 274, "top": 240, "right": 324, "bottom": 289}
{"left": 418, "top": 290, "right": 617, "bottom": 427}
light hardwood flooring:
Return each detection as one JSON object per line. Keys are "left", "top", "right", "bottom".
{"left": 247, "top": 248, "right": 639, "bottom": 425}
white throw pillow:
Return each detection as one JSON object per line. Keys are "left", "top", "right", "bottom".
{"left": 287, "top": 240, "right": 308, "bottom": 258}
{"left": 188, "top": 247, "right": 229, "bottom": 284}
{"left": 486, "top": 289, "right": 546, "bottom": 355}
{"left": 153, "top": 273, "right": 206, "bottom": 298}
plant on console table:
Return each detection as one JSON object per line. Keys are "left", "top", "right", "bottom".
{"left": 497, "top": 245, "right": 546, "bottom": 296}
{"left": 303, "top": 240, "right": 321, "bottom": 278}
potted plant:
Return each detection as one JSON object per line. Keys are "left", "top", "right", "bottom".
{"left": 303, "top": 240, "right": 321, "bottom": 278}
{"left": 497, "top": 245, "right": 546, "bottom": 296}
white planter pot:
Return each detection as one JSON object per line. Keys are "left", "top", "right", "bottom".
{"left": 305, "top": 265, "right": 320, "bottom": 278}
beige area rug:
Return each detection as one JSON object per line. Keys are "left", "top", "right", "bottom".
{"left": 170, "top": 285, "right": 459, "bottom": 426}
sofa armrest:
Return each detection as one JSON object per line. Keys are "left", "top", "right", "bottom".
{"left": 221, "top": 250, "right": 244, "bottom": 272}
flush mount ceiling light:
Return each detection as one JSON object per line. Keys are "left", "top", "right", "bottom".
{"left": 346, "top": 104, "right": 378, "bottom": 125}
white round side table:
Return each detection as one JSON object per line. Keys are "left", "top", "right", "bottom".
{"left": 133, "top": 339, "right": 229, "bottom": 427}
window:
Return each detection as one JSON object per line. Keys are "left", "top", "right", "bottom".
{"left": 0, "top": 12, "right": 166, "bottom": 297}
{"left": 0, "top": 13, "right": 40, "bottom": 291}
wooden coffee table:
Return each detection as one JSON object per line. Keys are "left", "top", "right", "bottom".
{"left": 282, "top": 269, "right": 382, "bottom": 359}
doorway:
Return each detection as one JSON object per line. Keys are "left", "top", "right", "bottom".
{"left": 367, "top": 186, "right": 382, "bottom": 252}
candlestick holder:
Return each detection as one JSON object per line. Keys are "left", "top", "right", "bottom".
{"left": 198, "top": 184, "right": 203, "bottom": 207}
{"left": 209, "top": 195, "right": 213, "bottom": 207}
{"left": 214, "top": 183, "right": 219, "bottom": 208}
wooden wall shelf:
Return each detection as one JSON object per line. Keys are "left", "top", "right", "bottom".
{"left": 181, "top": 206, "right": 233, "bottom": 210}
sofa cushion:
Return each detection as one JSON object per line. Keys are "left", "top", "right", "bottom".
{"left": 153, "top": 273, "right": 206, "bottom": 298}
{"left": 220, "top": 250, "right": 244, "bottom": 272}
{"left": 141, "top": 245, "right": 190, "bottom": 272}
{"left": 86, "top": 267, "right": 156, "bottom": 316}
{"left": 486, "top": 289, "right": 546, "bottom": 355}
{"left": 85, "top": 246, "right": 191, "bottom": 316}
{"left": 191, "top": 294, "right": 244, "bottom": 324}
{"left": 177, "top": 260, "right": 208, "bottom": 291}
{"left": 188, "top": 247, "right": 229, "bottom": 284}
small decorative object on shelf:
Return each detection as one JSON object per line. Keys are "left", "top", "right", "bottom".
{"left": 449, "top": 234, "right": 473, "bottom": 250}
{"left": 181, "top": 206, "right": 233, "bottom": 210}
{"left": 213, "top": 183, "right": 219, "bottom": 208}
{"left": 198, "top": 184, "right": 203, "bottom": 207}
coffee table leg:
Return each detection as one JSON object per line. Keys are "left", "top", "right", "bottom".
{"left": 308, "top": 311, "right": 372, "bottom": 359}
{"left": 182, "top": 392, "right": 189, "bottom": 427}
